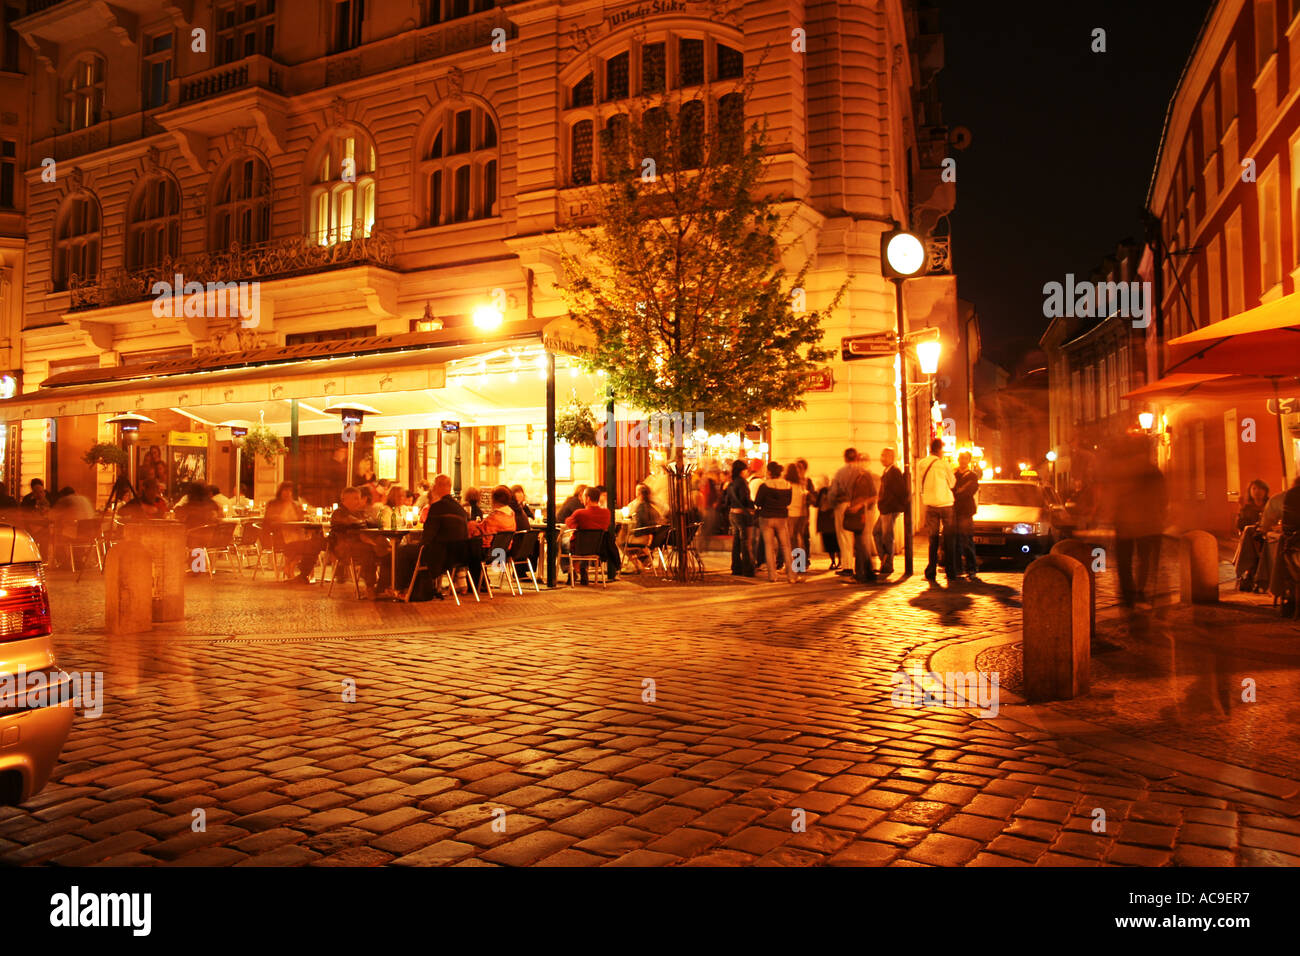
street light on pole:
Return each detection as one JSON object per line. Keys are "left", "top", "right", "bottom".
{"left": 1045, "top": 449, "right": 1058, "bottom": 491}
{"left": 882, "top": 226, "right": 931, "bottom": 577}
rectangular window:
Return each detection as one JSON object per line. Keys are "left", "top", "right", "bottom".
{"left": 679, "top": 38, "right": 704, "bottom": 86}
{"left": 1221, "top": 48, "right": 1238, "bottom": 125}
{"left": 1256, "top": 0, "right": 1277, "bottom": 73}
{"left": 1224, "top": 409, "right": 1241, "bottom": 502}
{"left": 716, "top": 43, "right": 743, "bottom": 81}
{"left": 1224, "top": 208, "right": 1244, "bottom": 316}
{"left": 1200, "top": 91, "right": 1216, "bottom": 161}
{"left": 1206, "top": 234, "right": 1222, "bottom": 323}
{"left": 1259, "top": 159, "right": 1282, "bottom": 291}
{"left": 142, "top": 32, "right": 173, "bottom": 110}
{"left": 1293, "top": 134, "right": 1300, "bottom": 267}
{"left": 0, "top": 139, "right": 13, "bottom": 209}
{"left": 605, "top": 52, "right": 629, "bottom": 101}
{"left": 453, "top": 109, "right": 471, "bottom": 154}
{"left": 331, "top": 0, "right": 364, "bottom": 54}
{"left": 1192, "top": 420, "right": 1206, "bottom": 500}
{"left": 216, "top": 0, "right": 276, "bottom": 65}
{"left": 641, "top": 42, "right": 665, "bottom": 94}
{"left": 453, "top": 165, "right": 470, "bottom": 222}
{"left": 2, "top": 3, "right": 20, "bottom": 73}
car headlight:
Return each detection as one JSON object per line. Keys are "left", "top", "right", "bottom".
{"left": 1004, "top": 523, "right": 1033, "bottom": 536}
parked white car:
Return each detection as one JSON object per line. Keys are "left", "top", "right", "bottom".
{"left": 0, "top": 524, "right": 73, "bottom": 805}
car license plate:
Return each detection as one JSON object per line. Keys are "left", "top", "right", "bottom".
{"left": 974, "top": 535, "right": 1004, "bottom": 545}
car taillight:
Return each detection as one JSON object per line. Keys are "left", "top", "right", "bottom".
{"left": 0, "top": 562, "right": 51, "bottom": 641}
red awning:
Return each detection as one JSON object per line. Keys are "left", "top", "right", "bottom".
{"left": 1165, "top": 294, "right": 1300, "bottom": 376}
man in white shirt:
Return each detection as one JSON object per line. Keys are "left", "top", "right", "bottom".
{"left": 916, "top": 437, "right": 957, "bottom": 583}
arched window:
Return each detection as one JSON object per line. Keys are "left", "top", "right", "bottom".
{"left": 563, "top": 32, "right": 745, "bottom": 186}
{"left": 126, "top": 176, "right": 181, "bottom": 270}
{"left": 63, "top": 53, "right": 105, "bottom": 131}
{"left": 419, "top": 103, "right": 499, "bottom": 227}
{"left": 717, "top": 92, "right": 744, "bottom": 160}
{"left": 307, "top": 130, "right": 376, "bottom": 246}
{"left": 210, "top": 154, "right": 271, "bottom": 250}
{"left": 54, "top": 193, "right": 101, "bottom": 290}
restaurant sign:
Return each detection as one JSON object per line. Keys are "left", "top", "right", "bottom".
{"left": 803, "top": 368, "right": 834, "bottom": 392}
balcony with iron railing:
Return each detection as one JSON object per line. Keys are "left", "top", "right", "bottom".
{"left": 67, "top": 227, "right": 396, "bottom": 313}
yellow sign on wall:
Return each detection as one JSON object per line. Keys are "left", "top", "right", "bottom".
{"left": 168, "top": 431, "right": 208, "bottom": 448}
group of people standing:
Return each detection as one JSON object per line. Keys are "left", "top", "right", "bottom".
{"left": 716, "top": 441, "right": 986, "bottom": 587}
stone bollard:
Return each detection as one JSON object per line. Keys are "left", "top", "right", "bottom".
{"left": 1051, "top": 539, "right": 1096, "bottom": 644}
{"left": 123, "top": 519, "right": 187, "bottom": 622}
{"left": 1180, "top": 530, "right": 1219, "bottom": 605}
{"left": 1022, "top": 553, "right": 1090, "bottom": 701}
{"left": 105, "top": 540, "right": 154, "bottom": 635}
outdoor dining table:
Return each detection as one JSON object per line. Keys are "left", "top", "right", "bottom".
{"left": 371, "top": 527, "right": 418, "bottom": 600}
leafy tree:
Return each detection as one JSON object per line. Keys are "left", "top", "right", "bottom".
{"left": 553, "top": 75, "right": 845, "bottom": 578}
{"left": 555, "top": 81, "right": 842, "bottom": 439}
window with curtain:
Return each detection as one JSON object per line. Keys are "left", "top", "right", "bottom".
{"left": 307, "top": 130, "right": 377, "bottom": 246}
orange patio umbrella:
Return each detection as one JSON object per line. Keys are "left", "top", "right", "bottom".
{"left": 1165, "top": 295, "right": 1300, "bottom": 377}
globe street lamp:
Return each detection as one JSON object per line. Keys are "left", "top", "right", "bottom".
{"left": 882, "top": 226, "right": 930, "bottom": 576}
{"left": 1138, "top": 411, "right": 1155, "bottom": 431}
{"left": 1045, "top": 449, "right": 1058, "bottom": 491}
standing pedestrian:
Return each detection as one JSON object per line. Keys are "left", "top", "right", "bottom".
{"left": 756, "top": 461, "right": 795, "bottom": 583}
{"left": 724, "top": 458, "right": 756, "bottom": 576}
{"left": 953, "top": 450, "right": 981, "bottom": 582}
{"left": 1109, "top": 438, "right": 1168, "bottom": 606}
{"left": 877, "top": 447, "right": 907, "bottom": 576}
{"left": 844, "top": 457, "right": 879, "bottom": 583}
{"left": 785, "top": 462, "right": 809, "bottom": 577}
{"left": 814, "top": 476, "right": 840, "bottom": 570}
{"left": 917, "top": 438, "right": 957, "bottom": 583}
{"left": 828, "top": 448, "right": 863, "bottom": 578}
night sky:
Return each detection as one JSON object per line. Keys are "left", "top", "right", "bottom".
{"left": 941, "top": 0, "right": 1216, "bottom": 370}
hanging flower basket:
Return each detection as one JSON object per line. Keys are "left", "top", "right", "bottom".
{"left": 83, "top": 442, "right": 129, "bottom": 469}
{"left": 241, "top": 426, "right": 287, "bottom": 464}
{"left": 555, "top": 396, "right": 599, "bottom": 447}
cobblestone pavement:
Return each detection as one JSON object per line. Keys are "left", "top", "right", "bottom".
{"left": 3, "top": 561, "right": 1298, "bottom": 867}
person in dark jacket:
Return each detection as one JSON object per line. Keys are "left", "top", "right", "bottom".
{"left": 1234, "top": 479, "right": 1271, "bottom": 590}
{"left": 876, "top": 447, "right": 907, "bottom": 575}
{"left": 813, "top": 477, "right": 840, "bottom": 569}
{"left": 755, "top": 461, "right": 795, "bottom": 583}
{"left": 1107, "top": 438, "right": 1168, "bottom": 607}
{"left": 556, "top": 485, "right": 586, "bottom": 523}
{"left": 393, "top": 474, "right": 469, "bottom": 599}
{"left": 953, "top": 451, "right": 981, "bottom": 581}
{"left": 724, "top": 459, "right": 756, "bottom": 576}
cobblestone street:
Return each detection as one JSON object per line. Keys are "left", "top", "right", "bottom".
{"left": 3, "top": 561, "right": 1298, "bottom": 867}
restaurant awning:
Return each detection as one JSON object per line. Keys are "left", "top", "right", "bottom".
{"left": 0, "top": 320, "right": 557, "bottom": 426}
{"left": 1165, "top": 293, "right": 1300, "bottom": 376}
{"left": 1123, "top": 372, "right": 1300, "bottom": 404}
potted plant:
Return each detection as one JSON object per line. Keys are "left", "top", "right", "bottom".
{"left": 555, "top": 395, "right": 599, "bottom": 447}
{"left": 241, "top": 425, "right": 287, "bottom": 464}
{"left": 83, "top": 442, "right": 129, "bottom": 470}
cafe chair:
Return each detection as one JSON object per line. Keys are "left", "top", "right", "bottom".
{"left": 66, "top": 518, "right": 106, "bottom": 578}
{"left": 187, "top": 522, "right": 242, "bottom": 577}
{"left": 622, "top": 525, "right": 657, "bottom": 574}
{"left": 647, "top": 524, "right": 673, "bottom": 577}
{"left": 246, "top": 523, "right": 284, "bottom": 580}
{"left": 569, "top": 529, "right": 607, "bottom": 588}
{"left": 478, "top": 530, "right": 515, "bottom": 598}
{"left": 507, "top": 530, "right": 542, "bottom": 594}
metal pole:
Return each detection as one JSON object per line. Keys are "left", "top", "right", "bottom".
{"left": 605, "top": 390, "right": 617, "bottom": 580}
{"left": 290, "top": 399, "right": 300, "bottom": 489}
{"left": 545, "top": 350, "right": 557, "bottom": 588}
{"left": 894, "top": 278, "right": 914, "bottom": 576}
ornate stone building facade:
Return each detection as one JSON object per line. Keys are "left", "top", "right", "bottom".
{"left": 4, "top": 0, "right": 952, "bottom": 504}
